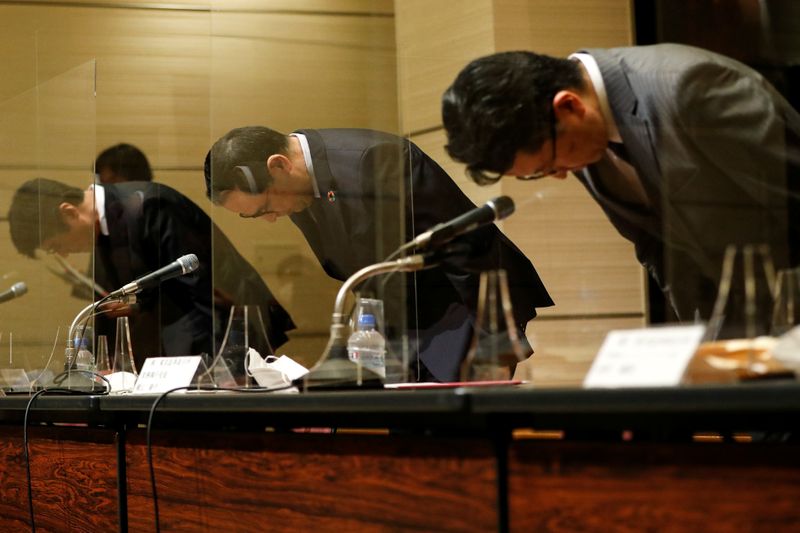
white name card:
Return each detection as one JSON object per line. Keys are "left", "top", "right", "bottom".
{"left": 583, "top": 325, "right": 706, "bottom": 388}
{"left": 132, "top": 356, "right": 202, "bottom": 394}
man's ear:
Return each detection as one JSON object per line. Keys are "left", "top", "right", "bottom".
{"left": 58, "top": 202, "right": 80, "bottom": 226}
{"left": 266, "top": 154, "right": 291, "bottom": 175}
{"left": 552, "top": 90, "right": 586, "bottom": 120}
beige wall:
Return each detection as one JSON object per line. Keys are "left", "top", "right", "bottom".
{"left": 0, "top": 0, "right": 397, "bottom": 370}
{"left": 395, "top": 0, "right": 645, "bottom": 386}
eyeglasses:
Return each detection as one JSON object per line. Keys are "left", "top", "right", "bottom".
{"left": 466, "top": 108, "right": 558, "bottom": 185}
{"left": 515, "top": 109, "right": 558, "bottom": 181}
{"left": 238, "top": 194, "right": 272, "bottom": 219}
{"left": 238, "top": 205, "right": 271, "bottom": 219}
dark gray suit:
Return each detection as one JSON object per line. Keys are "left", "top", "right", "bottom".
{"left": 289, "top": 129, "right": 553, "bottom": 381}
{"left": 578, "top": 44, "right": 800, "bottom": 320}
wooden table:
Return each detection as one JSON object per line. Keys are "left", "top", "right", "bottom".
{"left": 2, "top": 382, "right": 800, "bottom": 532}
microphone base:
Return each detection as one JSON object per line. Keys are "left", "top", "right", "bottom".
{"left": 53, "top": 371, "right": 108, "bottom": 393}
{"left": 295, "top": 344, "right": 383, "bottom": 391}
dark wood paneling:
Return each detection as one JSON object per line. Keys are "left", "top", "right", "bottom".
{"left": 509, "top": 440, "right": 800, "bottom": 532}
{"left": 125, "top": 429, "right": 497, "bottom": 532}
{"left": 0, "top": 425, "right": 119, "bottom": 532}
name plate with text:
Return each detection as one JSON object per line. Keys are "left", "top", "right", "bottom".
{"left": 132, "top": 356, "right": 202, "bottom": 394}
{"left": 583, "top": 325, "right": 706, "bottom": 388}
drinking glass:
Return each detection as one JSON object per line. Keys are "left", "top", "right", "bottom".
{"left": 771, "top": 267, "right": 800, "bottom": 336}
{"left": 112, "top": 316, "right": 137, "bottom": 375}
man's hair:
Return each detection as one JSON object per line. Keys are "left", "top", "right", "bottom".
{"left": 205, "top": 126, "right": 288, "bottom": 204}
{"left": 95, "top": 143, "right": 153, "bottom": 182}
{"left": 8, "top": 178, "right": 84, "bottom": 258}
{"left": 442, "top": 51, "right": 584, "bottom": 184}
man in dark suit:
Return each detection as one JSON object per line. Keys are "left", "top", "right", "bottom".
{"left": 442, "top": 44, "right": 800, "bottom": 321}
{"left": 8, "top": 178, "right": 294, "bottom": 371}
{"left": 205, "top": 127, "right": 553, "bottom": 382}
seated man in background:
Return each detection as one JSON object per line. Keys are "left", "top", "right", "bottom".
{"left": 205, "top": 126, "right": 553, "bottom": 382}
{"left": 60, "top": 142, "right": 156, "bottom": 300}
{"left": 8, "top": 178, "right": 295, "bottom": 372}
{"left": 95, "top": 143, "right": 153, "bottom": 184}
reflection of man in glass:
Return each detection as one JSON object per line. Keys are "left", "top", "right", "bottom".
{"left": 442, "top": 45, "right": 800, "bottom": 321}
{"left": 95, "top": 143, "right": 153, "bottom": 184}
{"left": 205, "top": 127, "right": 553, "bottom": 382}
{"left": 8, "top": 178, "right": 294, "bottom": 370}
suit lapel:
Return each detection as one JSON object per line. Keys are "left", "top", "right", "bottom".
{"left": 292, "top": 129, "right": 356, "bottom": 279}
{"left": 588, "top": 48, "right": 663, "bottom": 218}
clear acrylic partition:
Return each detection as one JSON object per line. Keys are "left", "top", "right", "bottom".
{"left": 18, "top": 3, "right": 796, "bottom": 391}
{"left": 653, "top": 2, "right": 800, "bottom": 337}
{"left": 0, "top": 59, "right": 96, "bottom": 390}
{"left": 207, "top": 2, "right": 410, "bottom": 385}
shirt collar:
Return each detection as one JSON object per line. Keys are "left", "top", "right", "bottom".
{"left": 290, "top": 132, "right": 321, "bottom": 199}
{"left": 90, "top": 183, "right": 109, "bottom": 236}
{"left": 569, "top": 52, "right": 622, "bottom": 143}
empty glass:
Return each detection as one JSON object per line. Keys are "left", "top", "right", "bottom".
{"left": 213, "top": 305, "right": 273, "bottom": 387}
{"left": 112, "top": 316, "right": 137, "bottom": 375}
{"left": 95, "top": 335, "right": 111, "bottom": 374}
{"left": 460, "top": 269, "right": 528, "bottom": 382}
{"left": 771, "top": 267, "right": 800, "bottom": 336}
{"left": 705, "top": 244, "right": 776, "bottom": 342}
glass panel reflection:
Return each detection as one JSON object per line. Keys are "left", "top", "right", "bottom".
{"left": 0, "top": 60, "right": 96, "bottom": 389}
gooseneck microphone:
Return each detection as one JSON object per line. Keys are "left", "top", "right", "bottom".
{"left": 108, "top": 254, "right": 199, "bottom": 297}
{"left": 0, "top": 281, "right": 27, "bottom": 303}
{"left": 411, "top": 196, "right": 515, "bottom": 249}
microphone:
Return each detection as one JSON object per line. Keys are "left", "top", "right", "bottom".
{"left": 108, "top": 254, "right": 200, "bottom": 297}
{"left": 0, "top": 282, "right": 27, "bottom": 303}
{"left": 411, "top": 196, "right": 514, "bottom": 249}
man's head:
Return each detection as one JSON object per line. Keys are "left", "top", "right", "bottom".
{"left": 205, "top": 126, "right": 313, "bottom": 222}
{"left": 442, "top": 51, "right": 608, "bottom": 184}
{"left": 95, "top": 143, "right": 152, "bottom": 184}
{"left": 8, "top": 178, "right": 96, "bottom": 258}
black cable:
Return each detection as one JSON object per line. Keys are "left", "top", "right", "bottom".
{"left": 146, "top": 383, "right": 294, "bottom": 532}
{"left": 23, "top": 384, "right": 110, "bottom": 533}
{"left": 23, "top": 389, "right": 48, "bottom": 533}
{"left": 146, "top": 386, "right": 190, "bottom": 533}
{"left": 51, "top": 369, "right": 112, "bottom": 390}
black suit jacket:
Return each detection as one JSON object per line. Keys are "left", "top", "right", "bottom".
{"left": 290, "top": 129, "right": 553, "bottom": 381}
{"left": 95, "top": 182, "right": 294, "bottom": 370}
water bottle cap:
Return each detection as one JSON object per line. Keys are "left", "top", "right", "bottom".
{"left": 358, "top": 313, "right": 376, "bottom": 327}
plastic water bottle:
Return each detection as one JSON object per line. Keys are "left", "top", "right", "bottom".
{"left": 347, "top": 313, "right": 386, "bottom": 378}
{"left": 75, "top": 337, "right": 95, "bottom": 373}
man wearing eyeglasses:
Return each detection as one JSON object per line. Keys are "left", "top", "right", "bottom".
{"left": 442, "top": 44, "right": 800, "bottom": 321}
{"left": 204, "top": 127, "right": 553, "bottom": 382}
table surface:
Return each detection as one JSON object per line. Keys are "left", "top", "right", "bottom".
{"left": 3, "top": 380, "right": 800, "bottom": 433}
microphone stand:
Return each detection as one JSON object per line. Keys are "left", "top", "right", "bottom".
{"left": 299, "top": 254, "right": 428, "bottom": 390}
{"left": 61, "top": 294, "right": 137, "bottom": 391}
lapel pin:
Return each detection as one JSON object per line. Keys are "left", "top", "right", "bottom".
{"left": 327, "top": 190, "right": 336, "bottom": 203}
